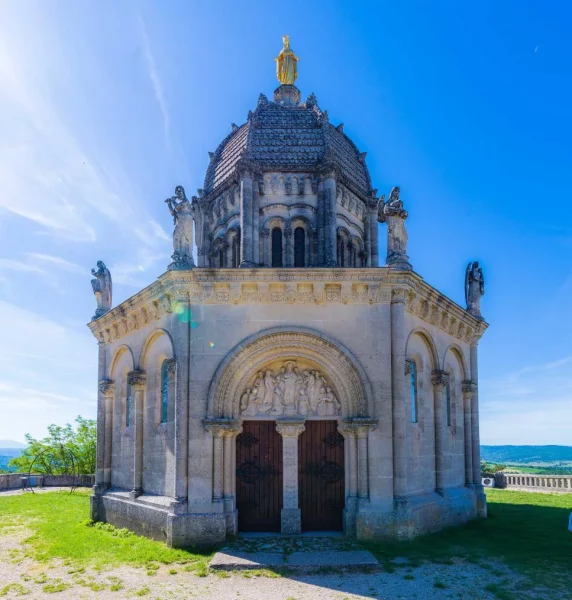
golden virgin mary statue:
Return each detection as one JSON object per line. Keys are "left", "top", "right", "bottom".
{"left": 275, "top": 35, "right": 299, "bottom": 85}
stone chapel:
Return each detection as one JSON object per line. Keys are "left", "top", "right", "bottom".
{"left": 89, "top": 37, "right": 488, "bottom": 547}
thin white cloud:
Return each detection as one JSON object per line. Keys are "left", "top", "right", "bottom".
{"left": 25, "top": 253, "right": 85, "bottom": 275}
{"left": 137, "top": 14, "right": 171, "bottom": 151}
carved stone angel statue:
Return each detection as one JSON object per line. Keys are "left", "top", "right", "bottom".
{"left": 165, "top": 185, "right": 195, "bottom": 270}
{"left": 465, "top": 261, "right": 485, "bottom": 318}
{"left": 377, "top": 186, "right": 412, "bottom": 271}
{"left": 91, "top": 261, "right": 112, "bottom": 320}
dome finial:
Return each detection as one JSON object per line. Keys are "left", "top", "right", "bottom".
{"left": 275, "top": 35, "right": 299, "bottom": 85}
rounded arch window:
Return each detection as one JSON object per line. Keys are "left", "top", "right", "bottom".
{"left": 294, "top": 227, "right": 305, "bottom": 267}
{"left": 271, "top": 227, "right": 283, "bottom": 267}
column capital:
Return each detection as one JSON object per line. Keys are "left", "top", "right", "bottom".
{"left": 276, "top": 419, "right": 305, "bottom": 438}
{"left": 166, "top": 358, "right": 177, "bottom": 375}
{"left": 341, "top": 418, "right": 377, "bottom": 438}
{"left": 431, "top": 370, "right": 450, "bottom": 390}
{"left": 127, "top": 370, "right": 146, "bottom": 390}
{"left": 404, "top": 360, "right": 414, "bottom": 376}
{"left": 391, "top": 287, "right": 408, "bottom": 304}
{"left": 462, "top": 380, "right": 477, "bottom": 399}
{"left": 202, "top": 418, "right": 241, "bottom": 437}
{"left": 98, "top": 379, "right": 115, "bottom": 398}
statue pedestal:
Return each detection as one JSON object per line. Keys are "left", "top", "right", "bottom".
{"left": 274, "top": 84, "right": 300, "bottom": 106}
{"left": 168, "top": 252, "right": 194, "bottom": 271}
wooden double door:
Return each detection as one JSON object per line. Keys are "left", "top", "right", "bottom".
{"left": 236, "top": 420, "right": 345, "bottom": 532}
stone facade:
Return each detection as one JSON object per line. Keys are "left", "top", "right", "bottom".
{"left": 88, "top": 74, "right": 488, "bottom": 547}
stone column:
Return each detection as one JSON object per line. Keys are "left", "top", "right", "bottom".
{"left": 276, "top": 420, "right": 305, "bottom": 534}
{"left": 356, "top": 426, "right": 370, "bottom": 498}
{"left": 261, "top": 229, "right": 270, "bottom": 267}
{"left": 470, "top": 340, "right": 486, "bottom": 516}
{"left": 96, "top": 380, "right": 114, "bottom": 492}
{"left": 432, "top": 370, "right": 449, "bottom": 494}
{"left": 338, "top": 423, "right": 358, "bottom": 497}
{"left": 223, "top": 424, "right": 242, "bottom": 534}
{"left": 323, "top": 174, "right": 337, "bottom": 267}
{"left": 371, "top": 199, "right": 380, "bottom": 267}
{"left": 391, "top": 288, "right": 408, "bottom": 501}
{"left": 316, "top": 179, "right": 325, "bottom": 266}
{"left": 462, "top": 381, "right": 476, "bottom": 487}
{"left": 284, "top": 219, "right": 293, "bottom": 268}
{"left": 239, "top": 170, "right": 255, "bottom": 267}
{"left": 128, "top": 370, "right": 146, "bottom": 499}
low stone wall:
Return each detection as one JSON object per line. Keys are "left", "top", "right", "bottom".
{"left": 0, "top": 473, "right": 94, "bottom": 491}
{"left": 495, "top": 473, "right": 572, "bottom": 493}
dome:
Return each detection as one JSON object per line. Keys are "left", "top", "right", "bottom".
{"left": 203, "top": 88, "right": 372, "bottom": 198}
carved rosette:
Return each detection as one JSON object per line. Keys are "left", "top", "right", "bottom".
{"left": 431, "top": 370, "right": 450, "bottom": 390}
{"left": 127, "top": 370, "right": 146, "bottom": 390}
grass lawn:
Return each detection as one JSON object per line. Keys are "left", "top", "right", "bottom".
{"left": 0, "top": 490, "right": 211, "bottom": 573}
{"left": 0, "top": 488, "right": 571, "bottom": 598}
{"left": 365, "top": 488, "right": 572, "bottom": 597}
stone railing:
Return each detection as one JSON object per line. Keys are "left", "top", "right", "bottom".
{"left": 0, "top": 473, "right": 95, "bottom": 492}
{"left": 496, "top": 473, "right": 572, "bottom": 493}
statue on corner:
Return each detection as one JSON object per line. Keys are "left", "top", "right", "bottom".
{"left": 465, "top": 261, "right": 485, "bottom": 318}
{"left": 377, "top": 186, "right": 412, "bottom": 271}
{"left": 91, "top": 261, "right": 112, "bottom": 320}
{"left": 165, "top": 185, "right": 195, "bottom": 270}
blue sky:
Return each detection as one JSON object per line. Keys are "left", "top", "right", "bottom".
{"left": 0, "top": 1, "right": 570, "bottom": 445}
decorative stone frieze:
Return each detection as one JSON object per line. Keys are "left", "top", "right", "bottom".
{"left": 87, "top": 268, "right": 487, "bottom": 347}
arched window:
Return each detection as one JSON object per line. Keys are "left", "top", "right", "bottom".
{"left": 337, "top": 235, "right": 345, "bottom": 267}
{"left": 408, "top": 361, "right": 418, "bottom": 423}
{"left": 294, "top": 227, "right": 305, "bottom": 267}
{"left": 126, "top": 383, "right": 133, "bottom": 427}
{"left": 271, "top": 227, "right": 283, "bottom": 267}
{"left": 160, "top": 360, "right": 169, "bottom": 423}
{"left": 231, "top": 235, "right": 240, "bottom": 268}
{"left": 445, "top": 381, "right": 452, "bottom": 426}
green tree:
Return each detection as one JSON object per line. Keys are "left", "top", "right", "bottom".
{"left": 9, "top": 416, "right": 96, "bottom": 474}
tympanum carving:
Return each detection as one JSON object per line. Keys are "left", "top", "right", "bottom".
{"left": 239, "top": 360, "right": 341, "bottom": 418}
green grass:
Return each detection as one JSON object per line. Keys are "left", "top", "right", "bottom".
{"left": 365, "top": 489, "right": 572, "bottom": 594}
{"left": 0, "top": 490, "right": 212, "bottom": 572}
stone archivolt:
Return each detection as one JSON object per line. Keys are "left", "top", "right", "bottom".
{"left": 240, "top": 360, "right": 340, "bottom": 418}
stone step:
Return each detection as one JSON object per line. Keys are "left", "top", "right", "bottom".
{"left": 209, "top": 550, "right": 379, "bottom": 571}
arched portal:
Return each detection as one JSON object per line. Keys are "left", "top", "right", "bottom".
{"left": 205, "top": 327, "right": 375, "bottom": 536}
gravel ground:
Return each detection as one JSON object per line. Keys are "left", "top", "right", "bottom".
{"left": 0, "top": 539, "right": 550, "bottom": 600}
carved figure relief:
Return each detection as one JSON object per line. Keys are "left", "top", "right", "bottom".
{"left": 239, "top": 361, "right": 340, "bottom": 418}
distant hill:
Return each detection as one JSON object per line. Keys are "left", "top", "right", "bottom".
{"left": 0, "top": 440, "right": 25, "bottom": 449}
{"left": 481, "top": 445, "right": 572, "bottom": 465}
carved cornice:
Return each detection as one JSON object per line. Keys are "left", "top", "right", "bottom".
{"left": 431, "top": 370, "right": 450, "bottom": 390}
{"left": 87, "top": 268, "right": 487, "bottom": 346}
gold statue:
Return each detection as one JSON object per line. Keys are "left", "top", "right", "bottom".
{"left": 275, "top": 35, "right": 299, "bottom": 85}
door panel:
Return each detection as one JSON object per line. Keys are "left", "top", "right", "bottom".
{"left": 298, "top": 420, "right": 345, "bottom": 531}
{"left": 236, "top": 421, "right": 283, "bottom": 532}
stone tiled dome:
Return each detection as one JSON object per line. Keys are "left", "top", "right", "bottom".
{"left": 203, "top": 89, "right": 372, "bottom": 197}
